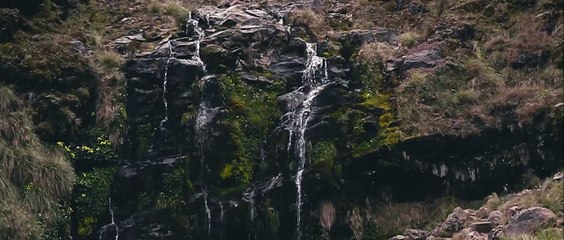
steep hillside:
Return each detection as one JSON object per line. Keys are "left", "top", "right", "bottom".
{"left": 0, "top": 0, "right": 562, "bottom": 240}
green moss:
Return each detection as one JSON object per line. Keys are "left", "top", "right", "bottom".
{"left": 220, "top": 163, "right": 234, "bottom": 180}
{"left": 321, "top": 42, "right": 342, "bottom": 58}
{"left": 346, "top": 57, "right": 400, "bottom": 158}
{"left": 214, "top": 74, "right": 284, "bottom": 193}
{"left": 137, "top": 124, "right": 154, "bottom": 155}
{"left": 77, "top": 217, "right": 96, "bottom": 236}
{"left": 310, "top": 141, "right": 336, "bottom": 170}
{"left": 156, "top": 167, "right": 185, "bottom": 209}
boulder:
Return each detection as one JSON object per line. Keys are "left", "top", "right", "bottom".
{"left": 504, "top": 207, "right": 556, "bottom": 236}
{"left": 405, "top": 229, "right": 429, "bottom": 240}
{"left": 477, "top": 206, "right": 491, "bottom": 218}
{"left": 432, "top": 207, "right": 469, "bottom": 237}
{"left": 487, "top": 211, "right": 503, "bottom": 225}
{"left": 401, "top": 49, "right": 442, "bottom": 71}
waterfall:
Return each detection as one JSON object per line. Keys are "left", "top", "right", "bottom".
{"left": 204, "top": 193, "right": 211, "bottom": 239}
{"left": 188, "top": 11, "right": 214, "bottom": 239}
{"left": 284, "top": 42, "right": 329, "bottom": 240}
{"left": 249, "top": 189, "right": 256, "bottom": 240}
{"left": 148, "top": 42, "right": 174, "bottom": 152}
{"left": 99, "top": 197, "right": 119, "bottom": 240}
{"left": 161, "top": 43, "right": 173, "bottom": 127}
{"left": 186, "top": 11, "right": 206, "bottom": 71}
{"left": 219, "top": 201, "right": 224, "bottom": 240}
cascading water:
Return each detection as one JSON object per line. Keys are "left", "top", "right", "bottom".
{"left": 219, "top": 201, "right": 224, "bottom": 240}
{"left": 99, "top": 197, "right": 119, "bottom": 240}
{"left": 187, "top": 12, "right": 206, "bottom": 70}
{"left": 203, "top": 193, "right": 212, "bottom": 239}
{"left": 247, "top": 189, "right": 256, "bottom": 240}
{"left": 283, "top": 42, "right": 330, "bottom": 240}
{"left": 149, "top": 41, "right": 174, "bottom": 151}
{"left": 161, "top": 42, "right": 173, "bottom": 127}
{"left": 188, "top": 12, "right": 214, "bottom": 239}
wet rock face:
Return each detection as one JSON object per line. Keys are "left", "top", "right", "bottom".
{"left": 112, "top": 2, "right": 360, "bottom": 239}
{"left": 103, "top": 2, "right": 562, "bottom": 240}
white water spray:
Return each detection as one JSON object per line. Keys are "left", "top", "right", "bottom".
{"left": 284, "top": 42, "right": 330, "bottom": 240}
{"left": 99, "top": 197, "right": 119, "bottom": 240}
{"left": 188, "top": 11, "right": 214, "bottom": 239}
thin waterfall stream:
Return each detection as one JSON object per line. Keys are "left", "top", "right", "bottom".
{"left": 188, "top": 12, "right": 214, "bottom": 239}
{"left": 98, "top": 197, "right": 119, "bottom": 240}
{"left": 284, "top": 42, "right": 330, "bottom": 240}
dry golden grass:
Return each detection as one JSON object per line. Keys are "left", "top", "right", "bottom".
{"left": 0, "top": 86, "right": 76, "bottom": 238}
{"left": 288, "top": 8, "right": 327, "bottom": 39}
{"left": 357, "top": 42, "right": 400, "bottom": 67}
{"left": 497, "top": 178, "right": 564, "bottom": 215}
{"left": 399, "top": 31, "right": 422, "bottom": 48}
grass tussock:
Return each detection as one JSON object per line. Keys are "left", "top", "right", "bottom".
{"left": 399, "top": 31, "right": 422, "bottom": 48}
{"left": 0, "top": 86, "right": 76, "bottom": 239}
{"left": 288, "top": 8, "right": 327, "bottom": 40}
{"left": 357, "top": 43, "right": 401, "bottom": 67}
{"left": 148, "top": 0, "right": 191, "bottom": 28}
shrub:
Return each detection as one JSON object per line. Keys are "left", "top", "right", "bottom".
{"left": 399, "top": 31, "right": 422, "bottom": 48}
{"left": 96, "top": 51, "right": 123, "bottom": 71}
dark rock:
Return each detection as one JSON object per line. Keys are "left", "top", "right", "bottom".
{"left": 408, "top": 3, "right": 428, "bottom": 15}
{"left": 471, "top": 222, "right": 493, "bottom": 233}
{"left": 240, "top": 72, "right": 273, "bottom": 84}
{"left": 278, "top": 90, "right": 306, "bottom": 112}
{"left": 107, "top": 209, "right": 186, "bottom": 240}
{"left": 0, "top": 8, "right": 26, "bottom": 42}
{"left": 338, "top": 29, "right": 399, "bottom": 47}
{"left": 113, "top": 155, "right": 186, "bottom": 219}
{"left": 401, "top": 49, "right": 442, "bottom": 71}
{"left": 504, "top": 207, "right": 556, "bottom": 236}
{"left": 268, "top": 57, "right": 306, "bottom": 79}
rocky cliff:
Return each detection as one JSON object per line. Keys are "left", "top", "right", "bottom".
{"left": 0, "top": 0, "right": 562, "bottom": 240}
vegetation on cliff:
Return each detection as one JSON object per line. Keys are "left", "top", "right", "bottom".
{"left": 0, "top": 0, "right": 561, "bottom": 239}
